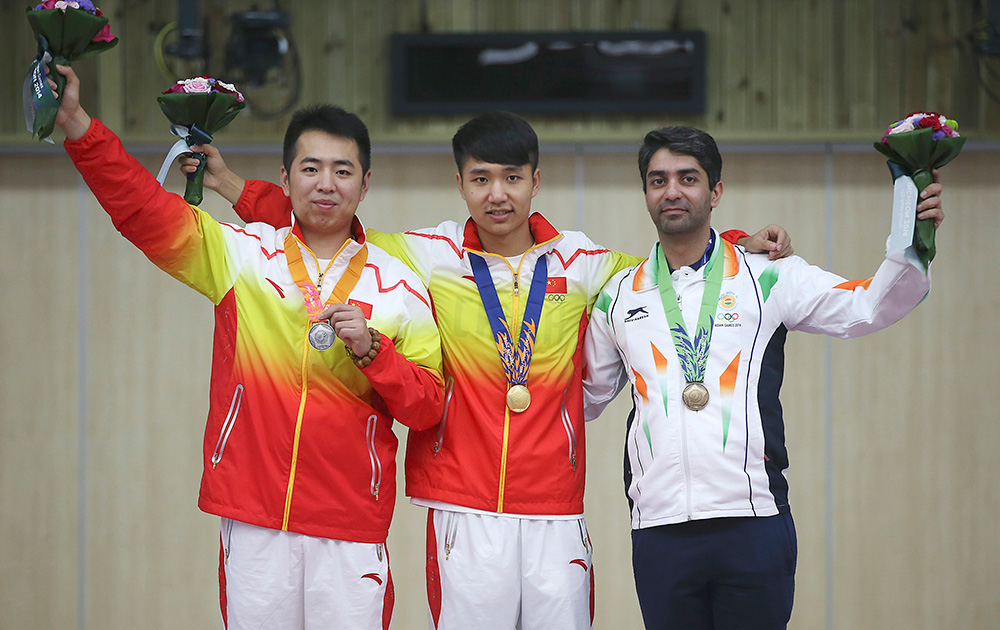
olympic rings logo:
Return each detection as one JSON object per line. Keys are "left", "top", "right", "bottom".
{"left": 718, "top": 312, "right": 739, "bottom": 322}
{"left": 546, "top": 294, "right": 566, "bottom": 303}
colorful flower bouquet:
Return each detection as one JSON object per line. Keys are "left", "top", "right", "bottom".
{"left": 24, "top": 0, "right": 117, "bottom": 141}
{"left": 874, "top": 112, "right": 965, "bottom": 269}
{"left": 155, "top": 77, "right": 246, "bottom": 205}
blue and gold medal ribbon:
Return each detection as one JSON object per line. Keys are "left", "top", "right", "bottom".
{"left": 469, "top": 253, "right": 548, "bottom": 395}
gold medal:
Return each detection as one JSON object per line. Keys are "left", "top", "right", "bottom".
{"left": 506, "top": 384, "right": 531, "bottom": 413}
{"left": 682, "top": 382, "right": 709, "bottom": 411}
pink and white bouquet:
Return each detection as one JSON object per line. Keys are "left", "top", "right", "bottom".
{"left": 155, "top": 77, "right": 246, "bottom": 205}
{"left": 24, "top": 0, "right": 118, "bottom": 141}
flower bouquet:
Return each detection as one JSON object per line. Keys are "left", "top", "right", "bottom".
{"left": 874, "top": 112, "right": 965, "bottom": 269}
{"left": 24, "top": 0, "right": 117, "bottom": 142}
{"left": 154, "top": 77, "right": 246, "bottom": 205}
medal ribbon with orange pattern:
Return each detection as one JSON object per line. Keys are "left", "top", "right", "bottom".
{"left": 284, "top": 232, "right": 367, "bottom": 322}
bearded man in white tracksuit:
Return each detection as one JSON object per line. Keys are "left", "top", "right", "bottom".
{"left": 582, "top": 125, "right": 944, "bottom": 630}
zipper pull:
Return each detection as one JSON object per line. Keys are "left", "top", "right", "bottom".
{"left": 433, "top": 442, "right": 441, "bottom": 457}
{"left": 377, "top": 543, "right": 383, "bottom": 562}
{"left": 445, "top": 542, "right": 451, "bottom": 560}
{"left": 374, "top": 483, "right": 379, "bottom": 500}
{"left": 513, "top": 278, "right": 519, "bottom": 296}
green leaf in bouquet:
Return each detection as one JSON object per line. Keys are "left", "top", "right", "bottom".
{"left": 156, "top": 92, "right": 245, "bottom": 134}
{"left": 874, "top": 128, "right": 966, "bottom": 173}
{"left": 205, "top": 92, "right": 245, "bottom": 130}
{"left": 929, "top": 136, "right": 966, "bottom": 170}
{"left": 25, "top": 7, "right": 117, "bottom": 61}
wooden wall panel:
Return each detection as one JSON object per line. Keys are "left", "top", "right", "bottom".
{"left": 4, "top": 0, "right": 999, "bottom": 143}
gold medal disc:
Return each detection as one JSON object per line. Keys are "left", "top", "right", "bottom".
{"left": 506, "top": 384, "right": 531, "bottom": 413}
{"left": 682, "top": 382, "right": 709, "bottom": 411}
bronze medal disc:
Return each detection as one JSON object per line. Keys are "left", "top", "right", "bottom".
{"left": 308, "top": 321, "right": 336, "bottom": 351}
{"left": 506, "top": 384, "right": 531, "bottom": 413}
{"left": 682, "top": 382, "right": 710, "bottom": 411}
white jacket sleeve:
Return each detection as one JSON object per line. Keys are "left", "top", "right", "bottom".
{"left": 779, "top": 250, "right": 932, "bottom": 338}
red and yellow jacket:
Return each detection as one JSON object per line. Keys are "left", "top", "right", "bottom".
{"left": 65, "top": 120, "right": 444, "bottom": 543}
{"left": 237, "top": 180, "right": 748, "bottom": 516}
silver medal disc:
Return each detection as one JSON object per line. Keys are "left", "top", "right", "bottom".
{"left": 308, "top": 321, "right": 336, "bottom": 351}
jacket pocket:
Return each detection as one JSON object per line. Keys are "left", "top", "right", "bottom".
{"left": 444, "top": 511, "right": 459, "bottom": 560}
{"left": 432, "top": 377, "right": 455, "bottom": 457}
{"left": 211, "top": 384, "right": 244, "bottom": 469}
{"left": 366, "top": 414, "right": 382, "bottom": 500}
{"left": 560, "top": 390, "right": 577, "bottom": 471}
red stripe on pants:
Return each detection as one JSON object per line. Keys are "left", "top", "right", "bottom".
{"left": 425, "top": 509, "right": 443, "bottom": 627}
{"left": 218, "top": 536, "right": 228, "bottom": 628}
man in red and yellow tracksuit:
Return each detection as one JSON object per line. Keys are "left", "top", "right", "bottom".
{"left": 53, "top": 64, "right": 444, "bottom": 629}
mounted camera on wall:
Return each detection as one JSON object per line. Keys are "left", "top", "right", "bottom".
{"left": 155, "top": 1, "right": 301, "bottom": 119}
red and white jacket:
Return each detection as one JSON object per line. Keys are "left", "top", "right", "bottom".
{"left": 65, "top": 120, "right": 445, "bottom": 543}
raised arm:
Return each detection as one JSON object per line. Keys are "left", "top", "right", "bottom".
{"left": 56, "top": 65, "right": 238, "bottom": 304}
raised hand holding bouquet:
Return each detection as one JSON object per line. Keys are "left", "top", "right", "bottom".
{"left": 875, "top": 112, "right": 965, "bottom": 270}
{"left": 155, "top": 77, "right": 246, "bottom": 205}
{"left": 24, "top": 0, "right": 117, "bottom": 142}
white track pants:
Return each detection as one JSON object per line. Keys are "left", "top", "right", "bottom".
{"left": 425, "top": 509, "right": 594, "bottom": 630}
{"left": 219, "top": 518, "right": 393, "bottom": 630}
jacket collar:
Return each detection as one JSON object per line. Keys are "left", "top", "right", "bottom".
{"left": 288, "top": 214, "right": 368, "bottom": 259}
{"left": 633, "top": 228, "right": 738, "bottom": 292}
{"left": 461, "top": 212, "right": 562, "bottom": 258}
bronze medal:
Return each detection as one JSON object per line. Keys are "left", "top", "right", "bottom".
{"left": 682, "top": 382, "right": 709, "bottom": 411}
{"left": 308, "top": 321, "right": 336, "bottom": 351}
{"left": 506, "top": 384, "right": 531, "bottom": 413}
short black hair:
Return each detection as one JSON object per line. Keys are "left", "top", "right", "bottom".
{"left": 452, "top": 111, "right": 539, "bottom": 175}
{"left": 283, "top": 105, "right": 371, "bottom": 174}
{"left": 638, "top": 126, "right": 722, "bottom": 192}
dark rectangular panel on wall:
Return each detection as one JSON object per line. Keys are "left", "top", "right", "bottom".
{"left": 390, "top": 31, "right": 706, "bottom": 115}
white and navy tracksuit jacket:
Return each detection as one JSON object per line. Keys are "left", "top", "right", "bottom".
{"left": 583, "top": 231, "right": 931, "bottom": 529}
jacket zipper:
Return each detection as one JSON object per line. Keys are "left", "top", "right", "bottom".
{"left": 432, "top": 377, "right": 456, "bottom": 457}
{"left": 282, "top": 333, "right": 313, "bottom": 530}
{"left": 678, "top": 371, "right": 694, "bottom": 519}
{"left": 366, "top": 414, "right": 382, "bottom": 500}
{"left": 496, "top": 255, "right": 521, "bottom": 512}
{"left": 211, "top": 384, "right": 244, "bottom": 468}
{"left": 560, "top": 390, "right": 577, "bottom": 471}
